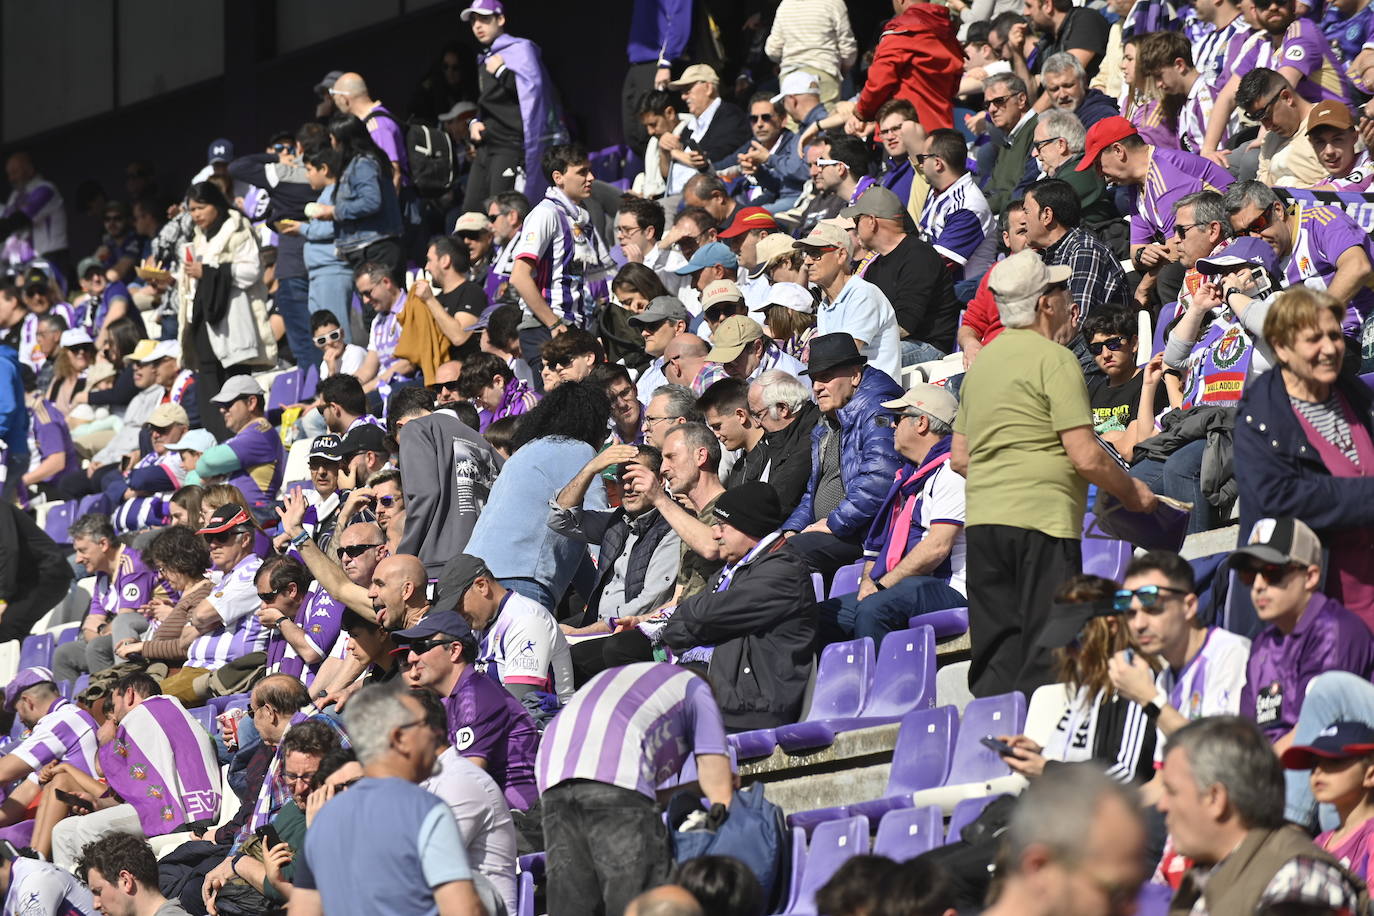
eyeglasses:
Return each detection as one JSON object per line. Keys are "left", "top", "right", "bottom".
{"left": 313, "top": 329, "right": 342, "bottom": 347}
{"left": 801, "top": 246, "right": 837, "bottom": 261}
{"left": 1032, "top": 137, "right": 1063, "bottom": 153}
{"left": 614, "top": 223, "right": 644, "bottom": 237}
{"left": 256, "top": 588, "right": 282, "bottom": 603}
{"left": 339, "top": 542, "right": 383, "bottom": 558}
{"left": 1112, "top": 585, "right": 1188, "bottom": 611}
{"left": 283, "top": 768, "right": 317, "bottom": 785}
{"left": 643, "top": 415, "right": 676, "bottom": 427}
{"left": 426, "top": 379, "right": 462, "bottom": 394}
{"left": 748, "top": 404, "right": 777, "bottom": 421}
{"left": 608, "top": 385, "right": 638, "bottom": 402}
{"left": 985, "top": 93, "right": 1019, "bottom": 109}
{"left": 1087, "top": 336, "right": 1127, "bottom": 355}
{"left": 403, "top": 638, "right": 457, "bottom": 656}
{"left": 913, "top": 153, "right": 937, "bottom": 165}
{"left": 1244, "top": 91, "right": 1284, "bottom": 124}
{"left": 878, "top": 123, "right": 907, "bottom": 137}
{"left": 1236, "top": 560, "right": 1301, "bottom": 585}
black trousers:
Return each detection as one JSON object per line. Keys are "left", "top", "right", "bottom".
{"left": 786, "top": 531, "right": 864, "bottom": 586}
{"left": 570, "top": 629, "right": 654, "bottom": 687}
{"left": 965, "top": 524, "right": 1082, "bottom": 698}
{"left": 0, "top": 504, "right": 74, "bottom": 644}
{"left": 463, "top": 144, "right": 523, "bottom": 212}
{"left": 621, "top": 62, "right": 660, "bottom": 156}
{"left": 543, "top": 780, "right": 673, "bottom": 916}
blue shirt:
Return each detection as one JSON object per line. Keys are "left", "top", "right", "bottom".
{"left": 0, "top": 346, "right": 30, "bottom": 463}
{"left": 295, "top": 777, "right": 471, "bottom": 916}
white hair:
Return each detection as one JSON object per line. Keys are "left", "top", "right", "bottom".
{"left": 342, "top": 682, "right": 413, "bottom": 764}
{"left": 751, "top": 370, "right": 810, "bottom": 418}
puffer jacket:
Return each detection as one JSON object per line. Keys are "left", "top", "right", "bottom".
{"left": 853, "top": 3, "right": 963, "bottom": 130}
{"left": 662, "top": 535, "right": 817, "bottom": 731}
{"left": 783, "top": 366, "right": 904, "bottom": 538}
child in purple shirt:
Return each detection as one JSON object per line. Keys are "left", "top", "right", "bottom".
{"left": 1282, "top": 721, "right": 1374, "bottom": 880}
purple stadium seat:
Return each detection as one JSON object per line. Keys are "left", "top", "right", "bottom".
{"left": 848, "top": 705, "right": 958, "bottom": 820}
{"left": 828, "top": 562, "right": 864, "bottom": 599}
{"left": 517, "top": 871, "right": 535, "bottom": 916}
{"left": 732, "top": 638, "right": 874, "bottom": 762}
{"left": 1362, "top": 372, "right": 1374, "bottom": 392}
{"left": 19, "top": 634, "right": 54, "bottom": 670}
{"left": 1083, "top": 536, "right": 1132, "bottom": 582}
{"left": 209, "top": 693, "right": 251, "bottom": 716}
{"left": 189, "top": 706, "right": 217, "bottom": 736}
{"left": 43, "top": 503, "right": 73, "bottom": 545}
{"left": 75, "top": 493, "right": 105, "bottom": 521}
{"left": 775, "top": 626, "right": 935, "bottom": 753}
{"left": 590, "top": 145, "right": 625, "bottom": 181}
{"left": 782, "top": 815, "right": 869, "bottom": 915}
{"left": 58, "top": 680, "right": 72, "bottom": 699}
{"left": 873, "top": 805, "right": 943, "bottom": 859}
{"left": 610, "top": 178, "right": 631, "bottom": 191}
{"left": 946, "top": 794, "right": 1003, "bottom": 840}
{"left": 909, "top": 607, "right": 968, "bottom": 639}
{"left": 54, "top": 625, "right": 80, "bottom": 646}
{"left": 71, "top": 674, "right": 89, "bottom": 697}
{"left": 946, "top": 692, "right": 1028, "bottom": 786}
{"left": 299, "top": 363, "right": 320, "bottom": 401}
{"left": 267, "top": 370, "right": 302, "bottom": 413}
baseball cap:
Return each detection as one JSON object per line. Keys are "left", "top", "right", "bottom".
{"left": 1280, "top": 721, "right": 1374, "bottom": 769}
{"left": 1076, "top": 116, "right": 1140, "bottom": 172}
{"left": 1195, "top": 236, "right": 1279, "bottom": 275}
{"left": 337, "top": 423, "right": 389, "bottom": 457}
{"left": 309, "top": 434, "right": 344, "bottom": 463}
{"left": 755, "top": 281, "right": 814, "bottom": 315}
{"left": 197, "top": 504, "right": 252, "bottom": 535}
{"left": 209, "top": 376, "right": 265, "bottom": 405}
{"left": 772, "top": 71, "right": 821, "bottom": 103}
{"left": 1308, "top": 100, "right": 1356, "bottom": 132}
{"left": 706, "top": 316, "right": 766, "bottom": 363}
{"left": 713, "top": 481, "right": 784, "bottom": 539}
{"left": 314, "top": 70, "right": 344, "bottom": 99}
{"left": 392, "top": 610, "right": 475, "bottom": 644}
{"left": 136, "top": 340, "right": 181, "bottom": 365}
{"left": 1228, "top": 517, "right": 1324, "bottom": 571}
{"left": 1035, "top": 596, "right": 1121, "bottom": 648}
{"left": 452, "top": 212, "right": 493, "bottom": 235}
{"left": 78, "top": 257, "right": 104, "bottom": 280}
{"left": 629, "top": 296, "right": 692, "bottom": 327}
{"left": 129, "top": 339, "right": 159, "bottom": 363}
{"left": 60, "top": 328, "right": 94, "bottom": 349}
{"left": 718, "top": 206, "right": 780, "bottom": 240}
{"left": 841, "top": 186, "right": 906, "bottom": 221}
{"left": 85, "top": 362, "right": 117, "bottom": 387}
{"left": 674, "top": 242, "right": 738, "bottom": 275}
{"left": 460, "top": 0, "right": 505, "bottom": 21}
{"left": 165, "top": 429, "right": 217, "bottom": 453}
{"left": 792, "top": 222, "right": 854, "bottom": 258}
{"left": 700, "top": 280, "right": 744, "bottom": 309}
{"left": 801, "top": 333, "right": 866, "bottom": 376}
{"left": 750, "top": 232, "right": 800, "bottom": 279}
{"left": 4, "top": 667, "right": 56, "bottom": 712}
{"left": 431, "top": 552, "right": 497, "bottom": 616}
{"left": 881, "top": 383, "right": 959, "bottom": 426}
{"left": 146, "top": 403, "right": 189, "bottom": 429}
{"left": 207, "top": 139, "right": 234, "bottom": 165}
{"left": 988, "top": 250, "right": 1072, "bottom": 311}
{"left": 667, "top": 64, "right": 721, "bottom": 90}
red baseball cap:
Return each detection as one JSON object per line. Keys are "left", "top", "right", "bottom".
{"left": 1076, "top": 116, "right": 1141, "bottom": 172}
{"left": 718, "top": 206, "right": 780, "bottom": 239}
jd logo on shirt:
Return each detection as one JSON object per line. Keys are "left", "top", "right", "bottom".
{"left": 455, "top": 726, "right": 475, "bottom": 750}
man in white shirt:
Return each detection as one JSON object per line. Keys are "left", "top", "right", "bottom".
{"left": 794, "top": 222, "right": 901, "bottom": 381}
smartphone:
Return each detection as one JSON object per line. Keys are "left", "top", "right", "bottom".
{"left": 1124, "top": 647, "right": 1136, "bottom": 664}
{"left": 257, "top": 824, "right": 282, "bottom": 848}
{"left": 979, "top": 736, "right": 1016, "bottom": 757}
{"left": 56, "top": 789, "right": 93, "bottom": 813}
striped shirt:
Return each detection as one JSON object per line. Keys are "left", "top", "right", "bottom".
{"left": 1254, "top": 18, "right": 1355, "bottom": 107}
{"left": 1179, "top": 74, "right": 1217, "bottom": 154}
{"left": 763, "top": 0, "right": 859, "bottom": 81}
{"left": 186, "top": 554, "right": 267, "bottom": 670}
{"left": 11, "top": 698, "right": 100, "bottom": 778}
{"left": 916, "top": 172, "right": 998, "bottom": 281}
{"left": 1291, "top": 393, "right": 1359, "bottom": 464}
{"left": 536, "top": 662, "right": 729, "bottom": 798}
{"left": 264, "top": 584, "right": 346, "bottom": 685}
{"left": 1197, "top": 15, "right": 1251, "bottom": 96}
{"left": 1316, "top": 151, "right": 1374, "bottom": 191}
{"left": 512, "top": 187, "right": 611, "bottom": 327}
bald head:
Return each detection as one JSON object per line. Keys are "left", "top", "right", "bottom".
{"left": 332, "top": 72, "right": 367, "bottom": 96}
{"left": 338, "top": 522, "right": 386, "bottom": 585}
{"left": 435, "top": 361, "right": 463, "bottom": 385}
{"left": 331, "top": 72, "right": 374, "bottom": 116}
{"left": 666, "top": 334, "right": 709, "bottom": 360}
{"left": 370, "top": 553, "right": 429, "bottom": 630}
{"left": 625, "top": 886, "right": 703, "bottom": 916}
{"left": 377, "top": 554, "right": 426, "bottom": 589}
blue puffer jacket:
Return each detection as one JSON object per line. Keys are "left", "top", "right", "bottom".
{"left": 783, "top": 367, "right": 904, "bottom": 538}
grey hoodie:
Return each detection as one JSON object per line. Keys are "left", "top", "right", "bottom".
{"left": 398, "top": 412, "right": 504, "bottom": 576}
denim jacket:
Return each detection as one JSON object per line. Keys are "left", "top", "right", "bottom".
{"left": 300, "top": 184, "right": 349, "bottom": 275}
{"left": 332, "top": 155, "right": 401, "bottom": 254}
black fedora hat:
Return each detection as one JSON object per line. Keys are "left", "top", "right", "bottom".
{"left": 800, "top": 333, "right": 867, "bottom": 376}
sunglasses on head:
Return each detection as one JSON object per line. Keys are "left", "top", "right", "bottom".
{"left": 339, "top": 542, "right": 383, "bottom": 558}
{"left": 1112, "top": 584, "right": 1187, "bottom": 611}
{"left": 1235, "top": 560, "right": 1300, "bottom": 584}
{"left": 1087, "top": 336, "right": 1126, "bottom": 356}
{"left": 313, "top": 329, "right": 342, "bottom": 347}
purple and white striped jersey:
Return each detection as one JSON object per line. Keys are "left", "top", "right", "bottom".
{"left": 536, "top": 662, "right": 728, "bottom": 798}
{"left": 477, "top": 591, "right": 575, "bottom": 704}
{"left": 3, "top": 858, "right": 95, "bottom": 915}
{"left": 1317, "top": 151, "right": 1374, "bottom": 191}
{"left": 99, "top": 695, "right": 222, "bottom": 836}
{"left": 264, "top": 584, "right": 346, "bottom": 686}
{"left": 1151, "top": 626, "right": 1250, "bottom": 764}
{"left": 916, "top": 172, "right": 998, "bottom": 281}
{"left": 91, "top": 546, "right": 160, "bottom": 619}
{"left": 1179, "top": 75, "right": 1218, "bottom": 154}
{"left": 512, "top": 187, "right": 613, "bottom": 328}
{"left": 186, "top": 554, "right": 267, "bottom": 670}
{"left": 10, "top": 698, "right": 99, "bottom": 779}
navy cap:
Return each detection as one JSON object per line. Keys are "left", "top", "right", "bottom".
{"left": 1281, "top": 721, "right": 1374, "bottom": 769}
{"left": 309, "top": 434, "right": 343, "bottom": 463}
{"left": 207, "top": 139, "right": 234, "bottom": 165}
{"left": 392, "top": 610, "right": 474, "bottom": 643}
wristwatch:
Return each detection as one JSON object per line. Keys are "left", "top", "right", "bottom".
{"left": 1142, "top": 687, "right": 1169, "bottom": 717}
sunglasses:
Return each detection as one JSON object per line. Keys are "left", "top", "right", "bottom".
{"left": 1252, "top": 0, "right": 1291, "bottom": 9}
{"left": 749, "top": 113, "right": 776, "bottom": 123}
{"left": 271, "top": 143, "right": 292, "bottom": 154}
{"left": 376, "top": 494, "right": 401, "bottom": 508}
{"left": 144, "top": 423, "right": 174, "bottom": 435}
{"left": 1112, "top": 585, "right": 1187, "bottom": 611}
{"left": 801, "top": 246, "right": 837, "bottom": 261}
{"left": 313, "top": 329, "right": 342, "bottom": 347}
{"left": 547, "top": 357, "right": 574, "bottom": 370}
{"left": 1244, "top": 91, "right": 1284, "bottom": 124}
{"left": 402, "top": 638, "right": 457, "bottom": 656}
{"left": 1087, "top": 336, "right": 1126, "bottom": 356}
{"left": 339, "top": 542, "right": 383, "bottom": 558}
{"left": 256, "top": 588, "right": 282, "bottom": 603}
{"left": 1240, "top": 204, "right": 1279, "bottom": 236}
{"left": 815, "top": 158, "right": 845, "bottom": 169}
{"left": 66, "top": 343, "right": 96, "bottom": 355}
{"left": 985, "top": 93, "right": 1019, "bottom": 109}
{"left": 205, "top": 531, "right": 240, "bottom": 545}
{"left": 874, "top": 413, "right": 919, "bottom": 428}
{"left": 913, "top": 153, "right": 937, "bottom": 165}
{"left": 427, "top": 379, "right": 462, "bottom": 394}
{"left": 1032, "top": 137, "right": 1063, "bottom": 152}
{"left": 1236, "top": 561, "right": 1301, "bottom": 584}
{"left": 1173, "top": 222, "right": 1206, "bottom": 240}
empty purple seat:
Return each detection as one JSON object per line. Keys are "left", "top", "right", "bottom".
{"left": 910, "top": 607, "right": 968, "bottom": 639}
{"left": 517, "top": 871, "right": 535, "bottom": 916}
{"left": 775, "top": 627, "right": 934, "bottom": 753}
{"left": 946, "top": 794, "right": 1004, "bottom": 840}
{"left": 783, "top": 815, "right": 869, "bottom": 915}
{"left": 54, "top": 625, "right": 80, "bottom": 646}
{"left": 810, "top": 573, "right": 824, "bottom": 600}
{"left": 75, "top": 493, "right": 105, "bottom": 521}
{"left": 268, "top": 370, "right": 301, "bottom": 413}
{"left": 1361, "top": 372, "right": 1374, "bottom": 392}
{"left": 734, "top": 638, "right": 874, "bottom": 761}
{"left": 18, "top": 634, "right": 54, "bottom": 670}
{"left": 43, "top": 503, "right": 73, "bottom": 545}
{"left": 71, "top": 674, "right": 90, "bottom": 697}
{"left": 209, "top": 693, "right": 250, "bottom": 716}
{"left": 828, "top": 562, "right": 864, "bottom": 599}
{"left": 848, "top": 705, "right": 958, "bottom": 821}
{"left": 873, "top": 805, "right": 943, "bottom": 859}
{"left": 189, "top": 706, "right": 217, "bottom": 737}
{"left": 947, "top": 692, "right": 1027, "bottom": 786}
{"left": 299, "top": 363, "right": 320, "bottom": 401}
{"left": 590, "top": 145, "right": 625, "bottom": 181}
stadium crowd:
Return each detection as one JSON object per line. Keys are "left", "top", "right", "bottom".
{"left": 9, "top": 0, "right": 1374, "bottom": 912}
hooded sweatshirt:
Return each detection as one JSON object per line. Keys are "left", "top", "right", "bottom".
{"left": 854, "top": 4, "right": 964, "bottom": 130}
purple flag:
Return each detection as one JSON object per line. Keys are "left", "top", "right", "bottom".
{"left": 483, "top": 33, "right": 568, "bottom": 203}
{"left": 98, "top": 696, "right": 221, "bottom": 837}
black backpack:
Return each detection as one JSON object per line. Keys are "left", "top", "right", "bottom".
{"left": 365, "top": 109, "right": 456, "bottom": 198}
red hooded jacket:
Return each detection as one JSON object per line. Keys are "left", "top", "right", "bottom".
{"left": 854, "top": 4, "right": 963, "bottom": 130}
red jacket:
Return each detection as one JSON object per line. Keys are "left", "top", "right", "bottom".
{"left": 854, "top": 4, "right": 963, "bottom": 130}
{"left": 961, "top": 266, "right": 1005, "bottom": 345}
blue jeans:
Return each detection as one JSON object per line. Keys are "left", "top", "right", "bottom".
{"left": 1284, "top": 671, "right": 1374, "bottom": 830}
{"left": 819, "top": 576, "right": 967, "bottom": 648}
{"left": 308, "top": 268, "right": 356, "bottom": 344}
{"left": 1127, "top": 439, "right": 1215, "bottom": 534}
{"left": 499, "top": 577, "right": 556, "bottom": 610}
{"left": 275, "top": 275, "right": 313, "bottom": 367}
{"left": 900, "top": 340, "right": 946, "bottom": 367}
